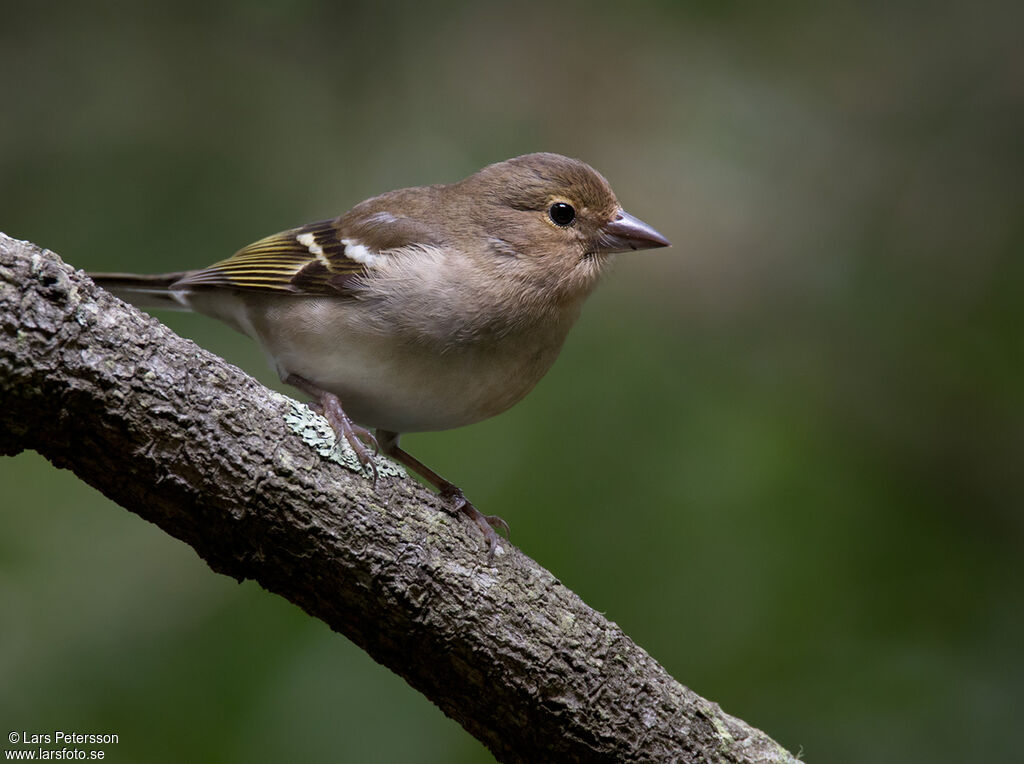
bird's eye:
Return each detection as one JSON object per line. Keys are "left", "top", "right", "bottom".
{"left": 548, "top": 202, "right": 576, "bottom": 227}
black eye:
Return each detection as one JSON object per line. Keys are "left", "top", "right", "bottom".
{"left": 548, "top": 202, "right": 576, "bottom": 227}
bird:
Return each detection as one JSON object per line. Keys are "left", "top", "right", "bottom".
{"left": 89, "top": 152, "right": 670, "bottom": 556}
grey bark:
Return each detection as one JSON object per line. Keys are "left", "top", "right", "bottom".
{"left": 0, "top": 232, "right": 801, "bottom": 763}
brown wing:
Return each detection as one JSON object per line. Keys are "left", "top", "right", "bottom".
{"left": 173, "top": 219, "right": 365, "bottom": 295}
{"left": 173, "top": 205, "right": 447, "bottom": 296}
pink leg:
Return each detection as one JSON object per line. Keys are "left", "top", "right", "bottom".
{"left": 285, "top": 374, "right": 379, "bottom": 486}
{"left": 377, "top": 430, "right": 509, "bottom": 558}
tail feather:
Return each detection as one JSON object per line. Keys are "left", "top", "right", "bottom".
{"left": 88, "top": 271, "right": 194, "bottom": 311}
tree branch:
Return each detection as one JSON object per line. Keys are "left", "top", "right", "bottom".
{"left": 0, "top": 232, "right": 800, "bottom": 763}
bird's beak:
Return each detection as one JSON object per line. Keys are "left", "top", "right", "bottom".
{"left": 598, "top": 210, "right": 671, "bottom": 253}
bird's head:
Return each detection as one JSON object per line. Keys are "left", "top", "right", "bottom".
{"left": 456, "top": 152, "right": 670, "bottom": 299}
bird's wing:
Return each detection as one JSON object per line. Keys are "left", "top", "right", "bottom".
{"left": 174, "top": 212, "right": 443, "bottom": 296}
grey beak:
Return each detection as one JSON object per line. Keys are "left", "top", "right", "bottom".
{"left": 598, "top": 210, "right": 671, "bottom": 253}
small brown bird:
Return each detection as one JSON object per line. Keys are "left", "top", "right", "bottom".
{"left": 90, "top": 153, "right": 669, "bottom": 555}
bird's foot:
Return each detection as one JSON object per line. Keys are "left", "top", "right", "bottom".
{"left": 318, "top": 394, "right": 380, "bottom": 486}
{"left": 284, "top": 373, "right": 381, "bottom": 484}
{"left": 440, "top": 484, "right": 510, "bottom": 558}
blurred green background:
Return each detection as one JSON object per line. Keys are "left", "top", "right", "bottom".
{"left": 2, "top": 1, "right": 1022, "bottom": 761}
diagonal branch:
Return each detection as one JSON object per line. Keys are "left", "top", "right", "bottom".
{"left": 0, "top": 232, "right": 800, "bottom": 764}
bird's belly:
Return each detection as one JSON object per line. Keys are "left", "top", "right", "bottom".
{"left": 246, "top": 297, "right": 564, "bottom": 433}
{"left": 280, "top": 335, "right": 550, "bottom": 432}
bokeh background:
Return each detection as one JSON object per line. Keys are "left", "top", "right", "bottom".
{"left": 2, "top": 1, "right": 1022, "bottom": 762}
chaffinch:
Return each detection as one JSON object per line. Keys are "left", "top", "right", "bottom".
{"left": 90, "top": 152, "right": 670, "bottom": 556}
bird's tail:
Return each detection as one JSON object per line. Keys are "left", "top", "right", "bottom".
{"left": 88, "top": 271, "right": 195, "bottom": 311}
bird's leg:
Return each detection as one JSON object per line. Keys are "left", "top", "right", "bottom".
{"left": 377, "top": 430, "right": 510, "bottom": 557}
{"left": 284, "top": 374, "right": 379, "bottom": 485}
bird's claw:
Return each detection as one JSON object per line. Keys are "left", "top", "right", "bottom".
{"left": 351, "top": 439, "right": 380, "bottom": 487}
{"left": 350, "top": 424, "right": 380, "bottom": 456}
{"left": 441, "top": 485, "right": 510, "bottom": 558}
{"left": 317, "top": 395, "right": 380, "bottom": 486}
{"left": 483, "top": 513, "right": 510, "bottom": 537}
{"left": 347, "top": 424, "right": 381, "bottom": 486}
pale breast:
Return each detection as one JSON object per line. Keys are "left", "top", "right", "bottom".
{"left": 241, "top": 295, "right": 575, "bottom": 433}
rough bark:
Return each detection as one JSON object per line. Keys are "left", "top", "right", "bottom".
{"left": 0, "top": 232, "right": 801, "bottom": 763}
